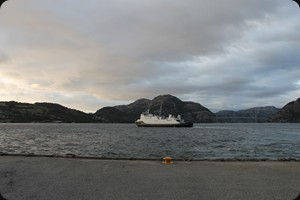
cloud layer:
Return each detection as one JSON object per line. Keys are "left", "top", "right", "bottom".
{"left": 0, "top": 0, "right": 299, "bottom": 112}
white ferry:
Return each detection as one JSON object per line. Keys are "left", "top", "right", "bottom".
{"left": 135, "top": 109, "right": 193, "bottom": 127}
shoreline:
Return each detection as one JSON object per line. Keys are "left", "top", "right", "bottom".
{"left": 1, "top": 156, "right": 299, "bottom": 200}
{"left": 1, "top": 153, "right": 299, "bottom": 162}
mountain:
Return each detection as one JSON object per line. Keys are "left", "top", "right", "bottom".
{"left": 216, "top": 106, "right": 280, "bottom": 123}
{"left": 0, "top": 101, "right": 98, "bottom": 123}
{"left": 94, "top": 94, "right": 216, "bottom": 123}
{"left": 268, "top": 97, "right": 300, "bottom": 122}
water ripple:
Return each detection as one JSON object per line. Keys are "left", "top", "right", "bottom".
{"left": 0, "top": 123, "right": 299, "bottom": 160}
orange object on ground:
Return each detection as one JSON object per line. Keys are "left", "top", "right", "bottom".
{"left": 163, "top": 157, "right": 173, "bottom": 164}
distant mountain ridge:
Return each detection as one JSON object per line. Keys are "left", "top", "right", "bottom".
{"left": 216, "top": 106, "right": 280, "bottom": 123}
{"left": 0, "top": 95, "right": 299, "bottom": 123}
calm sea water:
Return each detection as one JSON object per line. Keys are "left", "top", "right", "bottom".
{"left": 0, "top": 123, "right": 299, "bottom": 160}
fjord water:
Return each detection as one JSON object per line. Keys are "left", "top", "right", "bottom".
{"left": 0, "top": 123, "right": 299, "bottom": 160}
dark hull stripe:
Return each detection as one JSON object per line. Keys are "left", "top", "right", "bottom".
{"left": 136, "top": 122, "right": 193, "bottom": 127}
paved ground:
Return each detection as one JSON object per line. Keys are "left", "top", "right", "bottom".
{"left": 0, "top": 156, "right": 299, "bottom": 200}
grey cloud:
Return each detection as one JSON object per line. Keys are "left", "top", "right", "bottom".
{"left": 0, "top": 0, "right": 299, "bottom": 111}
{"left": 85, "top": 0, "right": 281, "bottom": 61}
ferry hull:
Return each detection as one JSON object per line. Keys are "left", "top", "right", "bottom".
{"left": 136, "top": 121, "right": 193, "bottom": 127}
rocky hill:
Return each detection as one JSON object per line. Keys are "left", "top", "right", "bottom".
{"left": 268, "top": 97, "right": 300, "bottom": 122}
{"left": 0, "top": 101, "right": 98, "bottom": 123}
{"left": 94, "top": 94, "right": 216, "bottom": 123}
{"left": 2, "top": 95, "right": 299, "bottom": 123}
{"left": 216, "top": 106, "right": 280, "bottom": 123}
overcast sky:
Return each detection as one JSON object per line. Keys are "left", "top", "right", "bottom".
{"left": 0, "top": 0, "right": 299, "bottom": 112}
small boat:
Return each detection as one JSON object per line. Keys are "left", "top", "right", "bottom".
{"left": 135, "top": 109, "right": 193, "bottom": 127}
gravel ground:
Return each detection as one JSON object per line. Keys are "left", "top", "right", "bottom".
{"left": 0, "top": 156, "right": 299, "bottom": 200}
